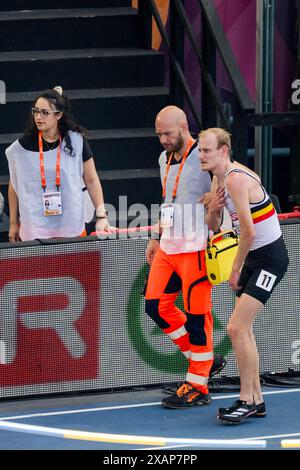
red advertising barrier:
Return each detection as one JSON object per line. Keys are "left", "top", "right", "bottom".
{"left": 0, "top": 251, "right": 100, "bottom": 387}
{"left": 90, "top": 226, "right": 153, "bottom": 236}
{"left": 278, "top": 211, "right": 300, "bottom": 220}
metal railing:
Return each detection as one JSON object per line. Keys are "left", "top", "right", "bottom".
{"left": 138, "top": 0, "right": 300, "bottom": 193}
{"left": 138, "top": 0, "right": 255, "bottom": 162}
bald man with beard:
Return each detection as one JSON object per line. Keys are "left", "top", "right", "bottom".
{"left": 144, "top": 106, "right": 225, "bottom": 409}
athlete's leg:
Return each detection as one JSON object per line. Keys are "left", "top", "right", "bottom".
{"left": 227, "top": 293, "right": 263, "bottom": 404}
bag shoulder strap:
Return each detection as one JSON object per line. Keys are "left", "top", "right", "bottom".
{"left": 208, "top": 229, "right": 238, "bottom": 247}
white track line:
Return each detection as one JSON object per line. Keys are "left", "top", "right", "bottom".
{"left": 0, "top": 402, "right": 161, "bottom": 421}
{"left": 0, "top": 387, "right": 299, "bottom": 422}
{"left": 138, "top": 432, "right": 300, "bottom": 450}
{"left": 0, "top": 420, "right": 266, "bottom": 449}
{"left": 247, "top": 432, "right": 300, "bottom": 441}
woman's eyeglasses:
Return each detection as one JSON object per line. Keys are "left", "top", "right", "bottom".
{"left": 32, "top": 107, "right": 60, "bottom": 118}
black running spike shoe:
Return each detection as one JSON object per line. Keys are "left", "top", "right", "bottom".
{"left": 209, "top": 353, "right": 227, "bottom": 377}
{"left": 217, "top": 399, "right": 256, "bottom": 424}
{"left": 252, "top": 402, "right": 267, "bottom": 417}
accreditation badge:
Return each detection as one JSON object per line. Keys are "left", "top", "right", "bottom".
{"left": 160, "top": 203, "right": 174, "bottom": 228}
{"left": 42, "top": 191, "right": 62, "bottom": 216}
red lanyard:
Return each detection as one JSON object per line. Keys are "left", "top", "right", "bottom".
{"left": 38, "top": 131, "right": 61, "bottom": 191}
{"left": 162, "top": 138, "right": 195, "bottom": 202}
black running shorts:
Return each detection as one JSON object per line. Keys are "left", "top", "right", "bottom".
{"left": 236, "top": 236, "right": 289, "bottom": 305}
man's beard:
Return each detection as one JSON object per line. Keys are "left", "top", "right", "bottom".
{"left": 170, "top": 133, "right": 184, "bottom": 153}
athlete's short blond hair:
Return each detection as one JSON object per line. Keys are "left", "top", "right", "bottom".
{"left": 199, "top": 128, "right": 231, "bottom": 150}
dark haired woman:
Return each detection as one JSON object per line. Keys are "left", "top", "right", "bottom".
{"left": 6, "top": 86, "right": 109, "bottom": 241}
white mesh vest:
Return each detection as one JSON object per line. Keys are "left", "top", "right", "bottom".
{"left": 159, "top": 146, "right": 211, "bottom": 254}
{"left": 6, "top": 131, "right": 85, "bottom": 241}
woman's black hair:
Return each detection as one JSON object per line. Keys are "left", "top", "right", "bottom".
{"left": 24, "top": 87, "right": 85, "bottom": 156}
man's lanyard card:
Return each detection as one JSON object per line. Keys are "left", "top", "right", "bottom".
{"left": 42, "top": 191, "right": 62, "bottom": 216}
{"left": 160, "top": 203, "right": 174, "bottom": 228}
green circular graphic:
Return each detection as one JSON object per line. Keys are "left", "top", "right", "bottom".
{"left": 126, "top": 264, "right": 231, "bottom": 373}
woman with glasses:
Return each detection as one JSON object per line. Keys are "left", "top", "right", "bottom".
{"left": 6, "top": 86, "right": 110, "bottom": 241}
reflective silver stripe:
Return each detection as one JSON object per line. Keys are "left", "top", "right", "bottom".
{"left": 223, "top": 408, "right": 252, "bottom": 418}
{"left": 190, "top": 351, "right": 214, "bottom": 362}
{"left": 168, "top": 326, "right": 187, "bottom": 340}
{"left": 186, "top": 372, "right": 208, "bottom": 386}
{"left": 183, "top": 350, "right": 190, "bottom": 359}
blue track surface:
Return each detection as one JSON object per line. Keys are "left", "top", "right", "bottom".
{"left": 0, "top": 387, "right": 299, "bottom": 450}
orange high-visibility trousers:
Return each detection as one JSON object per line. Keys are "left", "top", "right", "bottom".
{"left": 145, "top": 246, "right": 213, "bottom": 394}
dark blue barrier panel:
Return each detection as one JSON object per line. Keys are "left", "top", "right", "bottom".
{"left": 0, "top": 222, "right": 299, "bottom": 399}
